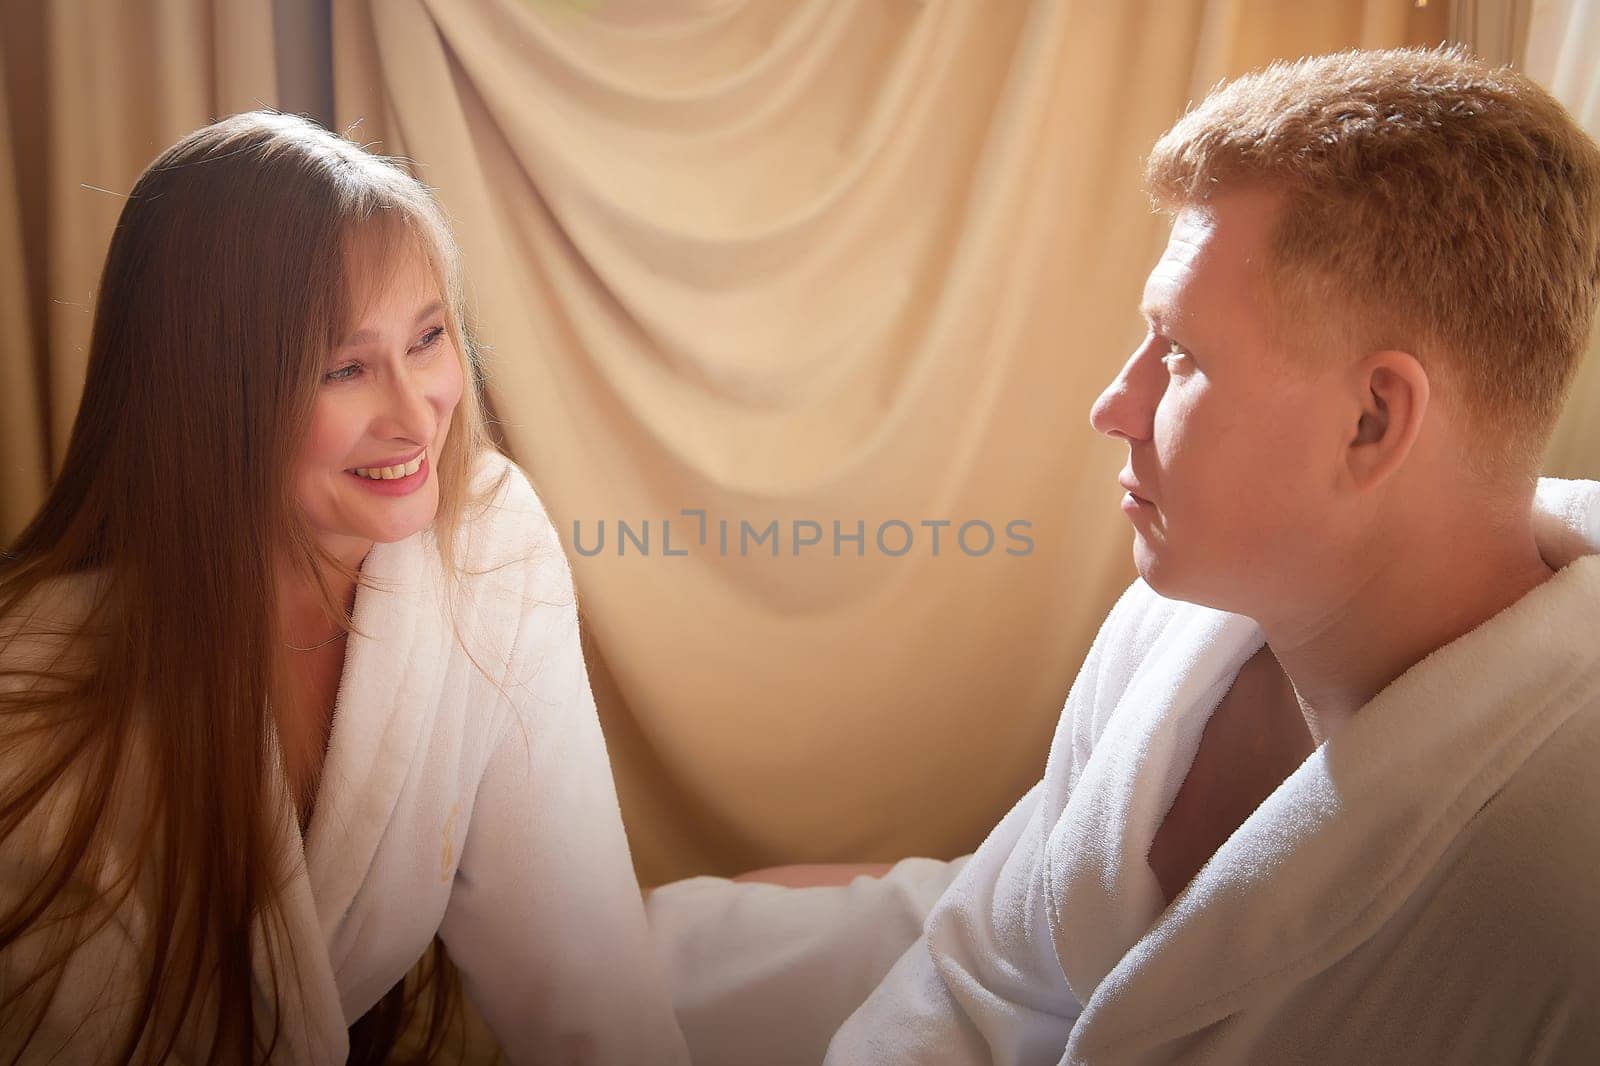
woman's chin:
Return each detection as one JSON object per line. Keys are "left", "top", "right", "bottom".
{"left": 368, "top": 515, "right": 435, "bottom": 545}
{"left": 364, "top": 484, "right": 441, "bottom": 542}
{"left": 349, "top": 500, "right": 439, "bottom": 547}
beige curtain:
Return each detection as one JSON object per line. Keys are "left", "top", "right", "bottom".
{"left": 329, "top": 0, "right": 1451, "bottom": 886}
{"left": 0, "top": 0, "right": 285, "bottom": 536}
{"left": 0, "top": 32, "right": 44, "bottom": 539}
{"left": 1522, "top": 0, "right": 1600, "bottom": 479}
{"left": 2, "top": 0, "right": 1452, "bottom": 887}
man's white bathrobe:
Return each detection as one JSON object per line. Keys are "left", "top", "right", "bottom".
{"left": 652, "top": 479, "right": 1600, "bottom": 1065}
{"left": 2, "top": 453, "right": 689, "bottom": 1064}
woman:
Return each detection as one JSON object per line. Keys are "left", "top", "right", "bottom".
{"left": 0, "top": 111, "right": 688, "bottom": 1064}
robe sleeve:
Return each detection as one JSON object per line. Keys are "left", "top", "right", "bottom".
{"left": 822, "top": 784, "right": 1080, "bottom": 1065}
{"left": 0, "top": 620, "right": 171, "bottom": 1063}
{"left": 436, "top": 488, "right": 689, "bottom": 1066}
{"left": 0, "top": 876, "right": 160, "bottom": 1064}
{"left": 644, "top": 855, "right": 968, "bottom": 1066}
{"left": 0, "top": 752, "right": 193, "bottom": 1062}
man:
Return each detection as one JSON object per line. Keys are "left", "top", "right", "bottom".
{"left": 650, "top": 46, "right": 1600, "bottom": 1064}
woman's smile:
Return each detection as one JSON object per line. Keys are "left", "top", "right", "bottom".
{"left": 345, "top": 453, "right": 428, "bottom": 496}
{"left": 347, "top": 449, "right": 425, "bottom": 481}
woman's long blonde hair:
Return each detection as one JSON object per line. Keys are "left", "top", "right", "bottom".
{"left": 0, "top": 111, "right": 497, "bottom": 1063}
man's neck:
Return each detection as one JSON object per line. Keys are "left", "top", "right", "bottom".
{"left": 1260, "top": 524, "right": 1555, "bottom": 745}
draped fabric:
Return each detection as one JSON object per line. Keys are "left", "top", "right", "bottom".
{"left": 0, "top": 1, "right": 283, "bottom": 536}
{"left": 1524, "top": 0, "right": 1600, "bottom": 480}
{"left": 1, "top": 0, "right": 1460, "bottom": 887}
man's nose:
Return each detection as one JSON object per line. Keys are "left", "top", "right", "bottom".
{"left": 1089, "top": 345, "right": 1161, "bottom": 442}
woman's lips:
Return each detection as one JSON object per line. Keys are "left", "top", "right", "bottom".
{"left": 346, "top": 454, "right": 429, "bottom": 497}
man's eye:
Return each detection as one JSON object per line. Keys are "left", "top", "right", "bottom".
{"left": 1161, "top": 341, "right": 1190, "bottom": 368}
{"left": 324, "top": 362, "right": 361, "bottom": 384}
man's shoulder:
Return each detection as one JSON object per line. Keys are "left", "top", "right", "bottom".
{"left": 1055, "top": 580, "right": 1245, "bottom": 762}
{"left": 1085, "top": 578, "right": 1242, "bottom": 680}
{"left": 1434, "top": 686, "right": 1600, "bottom": 952}
{"left": 1099, "top": 578, "right": 1197, "bottom": 641}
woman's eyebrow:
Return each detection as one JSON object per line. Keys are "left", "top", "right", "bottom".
{"left": 340, "top": 298, "right": 445, "bottom": 348}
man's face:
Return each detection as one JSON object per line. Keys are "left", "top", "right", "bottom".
{"left": 1089, "top": 190, "right": 1351, "bottom": 616}
{"left": 294, "top": 250, "right": 463, "bottom": 565}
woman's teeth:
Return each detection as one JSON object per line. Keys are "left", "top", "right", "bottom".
{"left": 351, "top": 455, "right": 423, "bottom": 480}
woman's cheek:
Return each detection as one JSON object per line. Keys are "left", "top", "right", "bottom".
{"left": 432, "top": 349, "right": 465, "bottom": 422}
{"left": 303, "top": 393, "right": 359, "bottom": 471}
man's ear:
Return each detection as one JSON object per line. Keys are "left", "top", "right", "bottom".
{"left": 1346, "top": 350, "right": 1429, "bottom": 489}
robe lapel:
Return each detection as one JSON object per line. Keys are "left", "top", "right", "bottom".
{"left": 300, "top": 533, "right": 450, "bottom": 980}
{"left": 1046, "top": 606, "right": 1262, "bottom": 1006}
{"left": 250, "top": 742, "right": 348, "bottom": 1062}
{"left": 1071, "top": 554, "right": 1600, "bottom": 1060}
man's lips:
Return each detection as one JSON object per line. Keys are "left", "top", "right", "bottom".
{"left": 1118, "top": 474, "right": 1152, "bottom": 505}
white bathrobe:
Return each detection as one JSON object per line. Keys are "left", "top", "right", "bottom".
{"left": 652, "top": 479, "right": 1600, "bottom": 1065}
{"left": 2, "top": 452, "right": 689, "bottom": 1065}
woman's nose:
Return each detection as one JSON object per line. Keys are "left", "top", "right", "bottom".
{"left": 1089, "top": 345, "right": 1161, "bottom": 442}
{"left": 373, "top": 371, "right": 436, "bottom": 444}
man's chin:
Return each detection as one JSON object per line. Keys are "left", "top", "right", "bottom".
{"left": 1134, "top": 556, "right": 1170, "bottom": 596}
{"left": 1137, "top": 552, "right": 1259, "bottom": 615}
{"left": 1131, "top": 535, "right": 1162, "bottom": 581}
{"left": 1133, "top": 543, "right": 1202, "bottom": 605}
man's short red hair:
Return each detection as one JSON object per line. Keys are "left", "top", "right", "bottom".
{"left": 1146, "top": 46, "right": 1600, "bottom": 474}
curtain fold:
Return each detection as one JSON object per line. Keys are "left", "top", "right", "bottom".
{"left": 0, "top": 0, "right": 293, "bottom": 525}
{"left": 1524, "top": 0, "right": 1600, "bottom": 480}
{"left": 2, "top": 0, "right": 1458, "bottom": 887}
{"left": 0, "top": 36, "right": 46, "bottom": 538}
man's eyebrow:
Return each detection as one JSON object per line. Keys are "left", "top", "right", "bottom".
{"left": 339, "top": 298, "right": 445, "bottom": 348}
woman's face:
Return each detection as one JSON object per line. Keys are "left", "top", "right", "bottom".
{"left": 295, "top": 250, "right": 464, "bottom": 566}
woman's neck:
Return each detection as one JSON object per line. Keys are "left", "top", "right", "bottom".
{"left": 274, "top": 549, "right": 364, "bottom": 649}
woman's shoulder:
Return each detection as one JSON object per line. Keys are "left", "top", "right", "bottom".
{"left": 467, "top": 449, "right": 551, "bottom": 537}
{"left": 0, "top": 571, "right": 106, "bottom": 676}
{"left": 450, "top": 449, "right": 574, "bottom": 605}
{"left": 1, "top": 570, "right": 105, "bottom": 624}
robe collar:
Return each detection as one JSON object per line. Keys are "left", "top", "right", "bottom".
{"left": 250, "top": 528, "right": 450, "bottom": 1054}
{"left": 1053, "top": 542, "right": 1600, "bottom": 1059}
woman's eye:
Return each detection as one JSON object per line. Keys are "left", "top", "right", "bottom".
{"left": 324, "top": 327, "right": 444, "bottom": 383}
